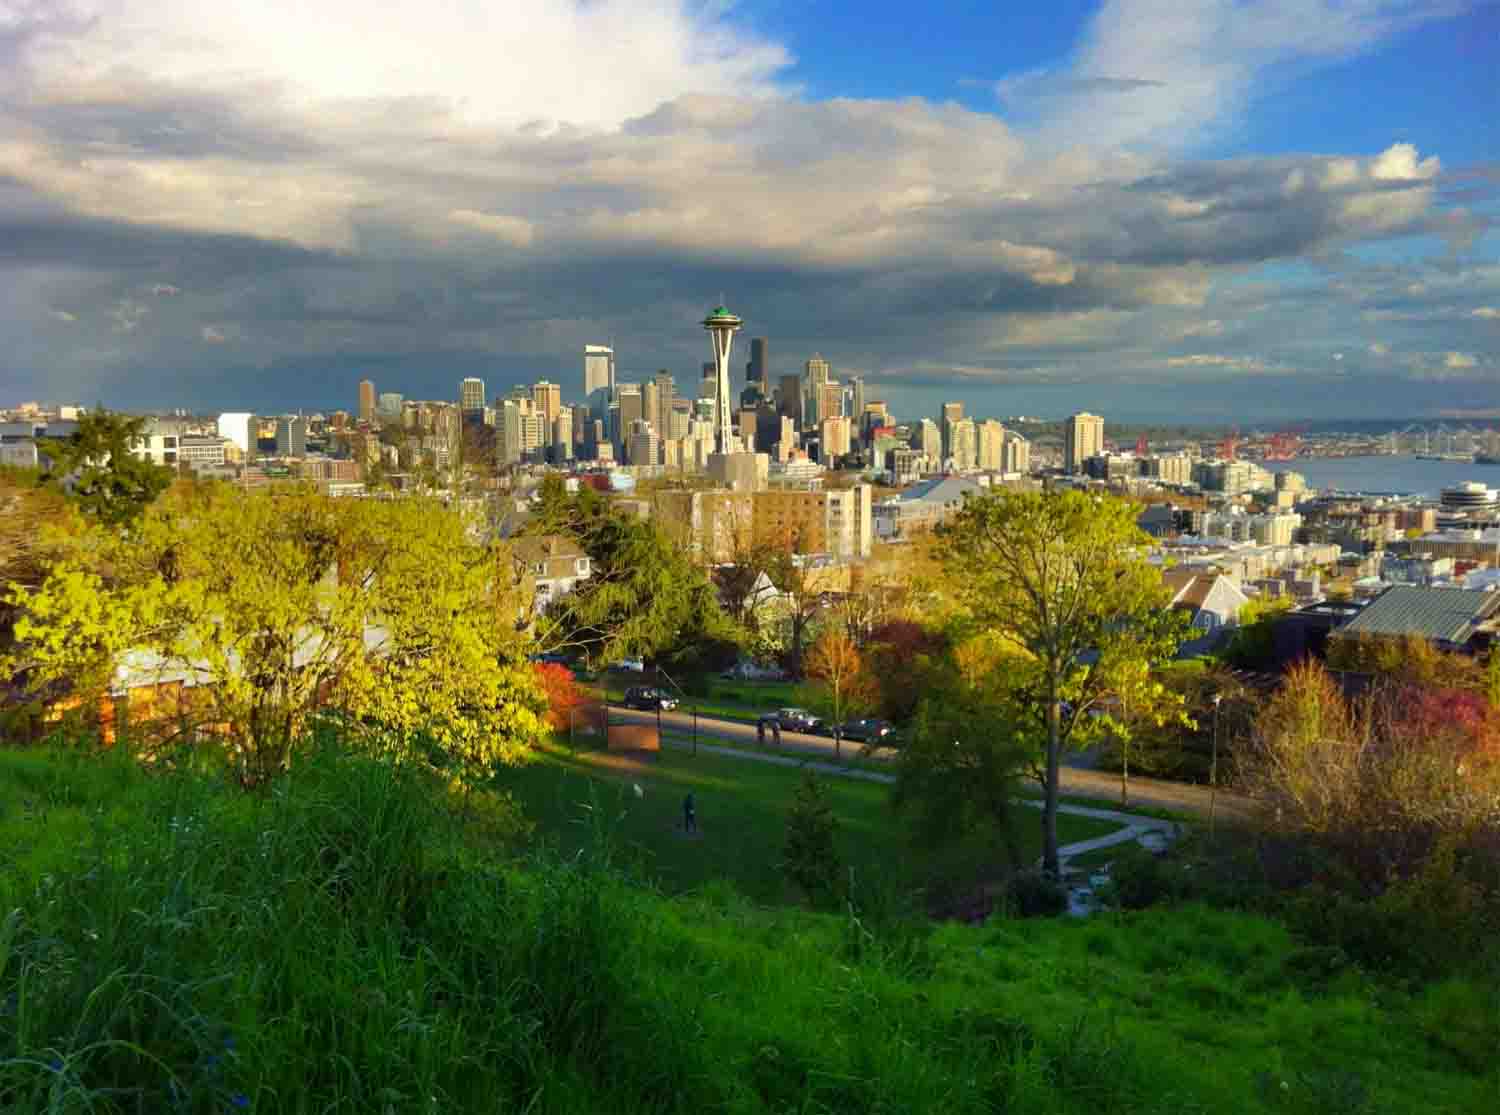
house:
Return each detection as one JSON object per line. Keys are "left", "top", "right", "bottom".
{"left": 1162, "top": 569, "right": 1250, "bottom": 656}
{"left": 1332, "top": 584, "right": 1500, "bottom": 654}
{"left": 512, "top": 535, "right": 592, "bottom": 612}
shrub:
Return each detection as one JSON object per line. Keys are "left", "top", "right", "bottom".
{"left": 999, "top": 870, "right": 1067, "bottom": 918}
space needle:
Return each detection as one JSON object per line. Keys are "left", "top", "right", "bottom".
{"left": 702, "top": 304, "right": 743, "bottom": 455}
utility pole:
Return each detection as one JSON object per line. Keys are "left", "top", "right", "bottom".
{"left": 1209, "top": 693, "right": 1222, "bottom": 839}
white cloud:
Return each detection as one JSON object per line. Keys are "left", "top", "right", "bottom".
{"left": 1474, "top": 307, "right": 1500, "bottom": 320}
{"left": 1445, "top": 351, "right": 1477, "bottom": 368}
{"left": 1370, "top": 142, "right": 1440, "bottom": 181}
{"left": 17, "top": 1, "right": 792, "bottom": 130}
{"left": 1004, "top": 1, "right": 1467, "bottom": 150}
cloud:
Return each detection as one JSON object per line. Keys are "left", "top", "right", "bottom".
{"left": 1474, "top": 307, "right": 1500, "bottom": 319}
{"left": 1445, "top": 351, "right": 1477, "bottom": 368}
{"left": 1000, "top": 1, "right": 1469, "bottom": 150}
{"left": 49, "top": 308, "right": 77, "bottom": 322}
{"left": 0, "top": 0, "right": 1489, "bottom": 416}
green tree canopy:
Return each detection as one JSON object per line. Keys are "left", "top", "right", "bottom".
{"left": 526, "top": 478, "right": 741, "bottom": 671}
{"left": 35, "top": 409, "right": 173, "bottom": 526}
{"left": 6, "top": 486, "right": 545, "bottom": 785}
{"left": 932, "top": 488, "right": 1186, "bottom": 875}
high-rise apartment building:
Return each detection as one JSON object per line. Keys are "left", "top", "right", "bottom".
{"left": 377, "top": 393, "right": 403, "bottom": 421}
{"left": 500, "top": 398, "right": 546, "bottom": 465}
{"left": 950, "top": 417, "right": 977, "bottom": 472}
{"left": 459, "top": 377, "right": 485, "bottom": 412}
{"left": 940, "top": 401, "right": 964, "bottom": 462}
{"left": 583, "top": 345, "right": 615, "bottom": 409}
{"left": 1063, "top": 412, "right": 1104, "bottom": 474}
{"left": 978, "top": 419, "right": 1005, "bottom": 472}
{"left": 816, "top": 382, "right": 843, "bottom": 427}
{"left": 821, "top": 416, "right": 852, "bottom": 460}
{"left": 1002, "top": 431, "right": 1031, "bottom": 474}
{"left": 358, "top": 380, "right": 376, "bottom": 423}
{"left": 532, "top": 380, "right": 561, "bottom": 427}
{"left": 914, "top": 417, "right": 941, "bottom": 462}
{"left": 627, "top": 420, "right": 659, "bottom": 468}
{"left": 805, "top": 355, "right": 831, "bottom": 390}
{"left": 553, "top": 407, "right": 574, "bottom": 463}
{"left": 750, "top": 485, "right": 873, "bottom": 559}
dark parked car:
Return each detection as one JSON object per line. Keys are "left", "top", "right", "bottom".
{"left": 622, "top": 686, "right": 678, "bottom": 711}
{"left": 838, "top": 718, "right": 895, "bottom": 744}
{"left": 758, "top": 707, "right": 824, "bottom": 734}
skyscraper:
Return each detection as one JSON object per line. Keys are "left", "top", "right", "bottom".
{"left": 652, "top": 370, "right": 675, "bottom": 436}
{"left": 377, "top": 393, "right": 403, "bottom": 421}
{"left": 778, "top": 374, "right": 804, "bottom": 428}
{"left": 459, "top": 377, "right": 486, "bottom": 412}
{"left": 940, "top": 402, "right": 964, "bottom": 461}
{"left": 849, "top": 375, "right": 865, "bottom": 423}
{"left": 1064, "top": 412, "right": 1104, "bottom": 474}
{"left": 358, "top": 379, "right": 376, "bottom": 423}
{"left": 275, "top": 416, "right": 306, "bottom": 458}
{"left": 702, "top": 305, "right": 743, "bottom": 455}
{"left": 532, "top": 380, "right": 561, "bottom": 426}
{"left": 584, "top": 345, "right": 614, "bottom": 415}
{"left": 747, "top": 337, "right": 768, "bottom": 395}
{"left": 978, "top": 419, "right": 1005, "bottom": 471}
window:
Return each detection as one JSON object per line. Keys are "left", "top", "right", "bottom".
{"left": 576, "top": 559, "right": 589, "bottom": 574}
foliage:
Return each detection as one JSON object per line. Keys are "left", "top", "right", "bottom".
{"left": 0, "top": 747, "right": 1493, "bottom": 1114}
{"left": 782, "top": 771, "right": 844, "bottom": 906}
{"left": 1326, "top": 630, "right": 1455, "bottom": 686}
{"left": 34, "top": 410, "right": 173, "bottom": 526}
{"left": 864, "top": 618, "right": 949, "bottom": 724}
{"left": 5, "top": 486, "right": 546, "bottom": 785}
{"left": 892, "top": 653, "right": 1031, "bottom": 876}
{"left": 1223, "top": 595, "right": 1294, "bottom": 668}
{"left": 525, "top": 479, "right": 742, "bottom": 671}
{"left": 799, "top": 622, "right": 877, "bottom": 755}
{"left": 536, "top": 662, "right": 587, "bottom": 732}
{"left": 932, "top": 488, "right": 1186, "bottom": 874}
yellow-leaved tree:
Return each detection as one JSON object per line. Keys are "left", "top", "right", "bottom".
{"left": 6, "top": 484, "right": 545, "bottom": 785}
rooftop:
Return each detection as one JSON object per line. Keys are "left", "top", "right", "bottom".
{"left": 1339, "top": 584, "right": 1500, "bottom": 646}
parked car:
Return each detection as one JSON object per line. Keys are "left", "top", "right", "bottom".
{"left": 609, "top": 657, "right": 646, "bottom": 673}
{"left": 622, "top": 686, "right": 678, "bottom": 711}
{"left": 838, "top": 718, "right": 895, "bottom": 744}
{"left": 759, "top": 707, "right": 823, "bottom": 734}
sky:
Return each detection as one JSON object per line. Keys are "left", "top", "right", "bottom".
{"left": 1, "top": 0, "right": 1496, "bottom": 423}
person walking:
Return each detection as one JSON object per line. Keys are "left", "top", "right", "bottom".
{"left": 683, "top": 792, "right": 697, "bottom": 835}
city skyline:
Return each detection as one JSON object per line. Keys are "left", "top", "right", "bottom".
{"left": 1, "top": 2, "right": 1495, "bottom": 421}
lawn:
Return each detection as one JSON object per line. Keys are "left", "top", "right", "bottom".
{"left": 497, "top": 740, "right": 1124, "bottom": 905}
{"left": 592, "top": 675, "right": 798, "bottom": 722}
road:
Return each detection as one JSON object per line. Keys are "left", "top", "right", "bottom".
{"left": 608, "top": 705, "right": 1256, "bottom": 823}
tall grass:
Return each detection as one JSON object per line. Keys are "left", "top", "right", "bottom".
{"left": 1, "top": 745, "right": 1494, "bottom": 1113}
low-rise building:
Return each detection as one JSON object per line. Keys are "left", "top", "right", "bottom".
{"left": 872, "top": 475, "right": 982, "bottom": 540}
{"left": 512, "top": 535, "right": 593, "bottom": 614}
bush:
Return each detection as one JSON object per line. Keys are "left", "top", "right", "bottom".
{"left": 1000, "top": 870, "right": 1068, "bottom": 918}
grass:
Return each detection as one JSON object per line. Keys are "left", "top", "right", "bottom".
{"left": 593, "top": 676, "right": 798, "bottom": 722}
{"left": 498, "top": 739, "right": 1120, "bottom": 904}
{"left": 1, "top": 744, "right": 1495, "bottom": 1113}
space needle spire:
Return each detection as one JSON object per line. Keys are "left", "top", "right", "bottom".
{"left": 702, "top": 303, "right": 743, "bottom": 456}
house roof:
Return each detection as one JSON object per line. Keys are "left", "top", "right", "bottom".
{"left": 1340, "top": 584, "right": 1500, "bottom": 645}
{"left": 1163, "top": 569, "right": 1249, "bottom": 613}
{"left": 887, "top": 474, "right": 982, "bottom": 506}
{"left": 512, "top": 534, "right": 585, "bottom": 562}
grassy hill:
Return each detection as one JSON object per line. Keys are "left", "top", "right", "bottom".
{"left": 1, "top": 745, "right": 1494, "bottom": 1113}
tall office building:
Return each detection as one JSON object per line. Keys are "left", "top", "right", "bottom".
{"left": 950, "top": 417, "right": 977, "bottom": 471}
{"left": 614, "top": 383, "right": 643, "bottom": 451}
{"left": 1002, "top": 431, "right": 1031, "bottom": 475}
{"left": 459, "top": 377, "right": 486, "bottom": 412}
{"left": 777, "top": 373, "right": 803, "bottom": 428}
{"left": 805, "top": 355, "right": 831, "bottom": 390}
{"left": 584, "top": 345, "right": 614, "bottom": 418}
{"left": 553, "top": 407, "right": 574, "bottom": 462}
{"left": 275, "top": 416, "right": 306, "bottom": 458}
{"left": 914, "top": 417, "right": 941, "bottom": 462}
{"left": 358, "top": 379, "right": 376, "bottom": 424}
{"left": 532, "top": 380, "right": 561, "bottom": 426}
{"left": 939, "top": 401, "right": 964, "bottom": 462}
{"left": 652, "top": 370, "right": 675, "bottom": 437}
{"left": 849, "top": 376, "right": 865, "bottom": 424}
{"left": 818, "top": 382, "right": 843, "bottom": 427}
{"left": 499, "top": 398, "right": 546, "bottom": 464}
{"left": 746, "top": 337, "right": 768, "bottom": 395}
{"left": 1063, "top": 412, "right": 1105, "bottom": 474}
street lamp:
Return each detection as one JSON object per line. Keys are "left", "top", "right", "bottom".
{"left": 1209, "top": 693, "right": 1223, "bottom": 839}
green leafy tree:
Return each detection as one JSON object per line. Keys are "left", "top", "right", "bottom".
{"left": 6, "top": 486, "right": 546, "bottom": 786}
{"left": 933, "top": 489, "right": 1184, "bottom": 876}
{"left": 525, "top": 480, "right": 742, "bottom": 668}
{"left": 35, "top": 409, "right": 172, "bottom": 525}
{"left": 782, "top": 770, "right": 844, "bottom": 906}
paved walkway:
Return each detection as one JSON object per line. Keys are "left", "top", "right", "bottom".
{"left": 653, "top": 736, "right": 1176, "bottom": 868}
{"left": 617, "top": 707, "right": 1256, "bottom": 823}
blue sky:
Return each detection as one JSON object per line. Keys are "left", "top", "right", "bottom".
{"left": 0, "top": 1, "right": 1495, "bottom": 422}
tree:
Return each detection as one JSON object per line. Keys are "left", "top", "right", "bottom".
{"left": 933, "top": 489, "right": 1183, "bottom": 876}
{"left": 782, "top": 770, "right": 844, "bottom": 906}
{"left": 35, "top": 409, "right": 173, "bottom": 526}
{"left": 524, "top": 481, "right": 742, "bottom": 669}
{"left": 801, "top": 622, "right": 877, "bottom": 758}
{"left": 6, "top": 486, "right": 546, "bottom": 786}
{"left": 535, "top": 661, "right": 586, "bottom": 732}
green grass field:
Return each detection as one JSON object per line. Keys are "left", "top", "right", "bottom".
{"left": 1, "top": 745, "right": 1495, "bottom": 1113}
{"left": 498, "top": 740, "right": 1122, "bottom": 904}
